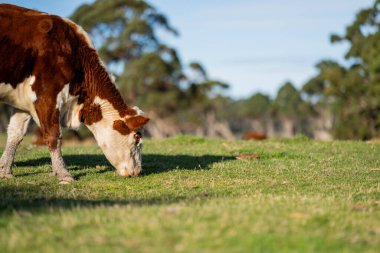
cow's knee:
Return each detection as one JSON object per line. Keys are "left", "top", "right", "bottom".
{"left": 45, "top": 136, "right": 59, "bottom": 150}
{"left": 0, "top": 111, "right": 31, "bottom": 178}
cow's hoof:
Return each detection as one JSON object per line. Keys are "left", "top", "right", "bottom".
{"left": 58, "top": 175, "right": 75, "bottom": 184}
{"left": 52, "top": 170, "right": 75, "bottom": 183}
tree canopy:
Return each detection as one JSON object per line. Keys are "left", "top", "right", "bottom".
{"left": 302, "top": 1, "right": 380, "bottom": 139}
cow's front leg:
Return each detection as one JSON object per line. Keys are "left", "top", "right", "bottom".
{"left": 49, "top": 138, "right": 74, "bottom": 183}
{"left": 35, "top": 101, "right": 74, "bottom": 183}
{"left": 0, "top": 110, "right": 31, "bottom": 178}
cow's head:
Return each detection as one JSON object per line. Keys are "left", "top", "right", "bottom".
{"left": 81, "top": 97, "right": 149, "bottom": 177}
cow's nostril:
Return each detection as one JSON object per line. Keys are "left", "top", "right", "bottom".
{"left": 134, "top": 166, "right": 142, "bottom": 176}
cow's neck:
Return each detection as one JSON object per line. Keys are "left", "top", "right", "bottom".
{"left": 76, "top": 45, "right": 138, "bottom": 142}
{"left": 79, "top": 46, "right": 135, "bottom": 119}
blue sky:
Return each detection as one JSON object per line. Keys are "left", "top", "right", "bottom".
{"left": 1, "top": 0, "right": 374, "bottom": 98}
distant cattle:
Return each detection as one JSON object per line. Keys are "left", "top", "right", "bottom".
{"left": 243, "top": 131, "right": 267, "bottom": 140}
{"left": 0, "top": 4, "right": 149, "bottom": 183}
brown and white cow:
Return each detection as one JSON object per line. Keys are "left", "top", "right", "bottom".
{"left": 0, "top": 4, "right": 149, "bottom": 183}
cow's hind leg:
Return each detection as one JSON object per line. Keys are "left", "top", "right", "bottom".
{"left": 0, "top": 110, "right": 31, "bottom": 178}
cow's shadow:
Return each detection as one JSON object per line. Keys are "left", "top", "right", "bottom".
{"left": 14, "top": 153, "right": 234, "bottom": 179}
{"left": 3, "top": 153, "right": 234, "bottom": 212}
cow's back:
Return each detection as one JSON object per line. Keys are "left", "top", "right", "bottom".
{"left": 0, "top": 4, "right": 80, "bottom": 89}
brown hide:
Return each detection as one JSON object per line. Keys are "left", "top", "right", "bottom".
{"left": 0, "top": 4, "right": 147, "bottom": 149}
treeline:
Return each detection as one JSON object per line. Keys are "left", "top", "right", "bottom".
{"left": 221, "top": 0, "right": 380, "bottom": 140}
{"left": 70, "top": 0, "right": 379, "bottom": 140}
{"left": 1, "top": 0, "right": 380, "bottom": 140}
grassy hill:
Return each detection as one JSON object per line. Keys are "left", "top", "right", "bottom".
{"left": 0, "top": 135, "right": 379, "bottom": 253}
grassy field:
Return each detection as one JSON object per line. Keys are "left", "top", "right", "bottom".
{"left": 0, "top": 134, "right": 379, "bottom": 253}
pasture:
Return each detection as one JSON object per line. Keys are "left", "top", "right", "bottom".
{"left": 0, "top": 134, "right": 379, "bottom": 253}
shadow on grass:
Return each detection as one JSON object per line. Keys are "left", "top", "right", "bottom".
{"left": 0, "top": 184, "right": 191, "bottom": 213}
{"left": 0, "top": 153, "right": 234, "bottom": 213}
{"left": 15, "top": 154, "right": 234, "bottom": 177}
{"left": 0, "top": 154, "right": 234, "bottom": 214}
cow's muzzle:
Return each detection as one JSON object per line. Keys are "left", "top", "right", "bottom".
{"left": 117, "top": 165, "right": 142, "bottom": 177}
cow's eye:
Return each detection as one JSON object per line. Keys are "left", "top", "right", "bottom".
{"left": 134, "top": 132, "right": 142, "bottom": 144}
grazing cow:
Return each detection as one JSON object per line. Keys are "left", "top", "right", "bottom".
{"left": 0, "top": 4, "right": 149, "bottom": 183}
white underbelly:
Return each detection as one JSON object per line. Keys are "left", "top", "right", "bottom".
{"left": 0, "top": 78, "right": 82, "bottom": 129}
{"left": 0, "top": 76, "right": 40, "bottom": 125}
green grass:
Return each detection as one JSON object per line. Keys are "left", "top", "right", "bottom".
{"left": 0, "top": 134, "right": 379, "bottom": 253}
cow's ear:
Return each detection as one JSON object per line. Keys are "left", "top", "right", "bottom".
{"left": 125, "top": 115, "right": 150, "bottom": 130}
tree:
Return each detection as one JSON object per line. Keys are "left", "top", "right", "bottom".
{"left": 233, "top": 93, "right": 271, "bottom": 119}
{"left": 270, "top": 82, "right": 313, "bottom": 136}
{"left": 272, "top": 82, "right": 305, "bottom": 118}
{"left": 180, "top": 61, "right": 229, "bottom": 125}
{"left": 302, "top": 1, "right": 380, "bottom": 139}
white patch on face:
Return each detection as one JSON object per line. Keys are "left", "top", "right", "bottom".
{"left": 84, "top": 97, "right": 142, "bottom": 175}
{"left": 0, "top": 76, "right": 39, "bottom": 124}
{"left": 117, "top": 161, "right": 134, "bottom": 176}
